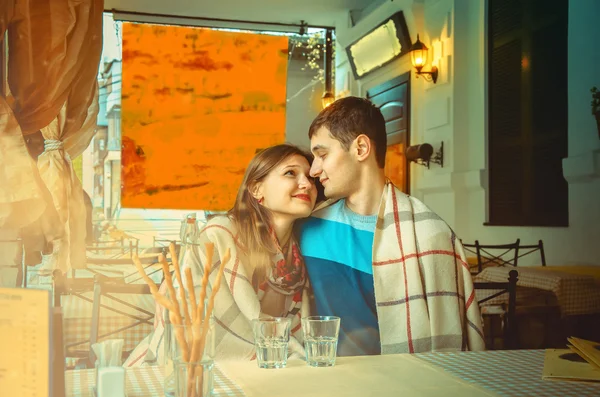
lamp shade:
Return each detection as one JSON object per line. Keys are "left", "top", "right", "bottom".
{"left": 410, "top": 34, "right": 428, "bottom": 71}
{"left": 406, "top": 143, "right": 433, "bottom": 162}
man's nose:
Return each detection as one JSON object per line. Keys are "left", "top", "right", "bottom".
{"left": 310, "top": 161, "right": 321, "bottom": 178}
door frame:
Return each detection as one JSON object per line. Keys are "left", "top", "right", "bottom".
{"left": 366, "top": 71, "right": 411, "bottom": 193}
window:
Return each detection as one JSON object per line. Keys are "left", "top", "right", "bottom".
{"left": 487, "top": 0, "right": 568, "bottom": 226}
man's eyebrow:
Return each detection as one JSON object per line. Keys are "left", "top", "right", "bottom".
{"left": 311, "top": 144, "right": 327, "bottom": 152}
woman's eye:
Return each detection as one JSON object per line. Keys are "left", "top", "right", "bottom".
{"left": 320, "top": 154, "right": 327, "bottom": 160}
{"left": 285, "top": 170, "right": 295, "bottom": 176}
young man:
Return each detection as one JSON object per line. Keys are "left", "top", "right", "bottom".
{"left": 299, "top": 97, "right": 485, "bottom": 355}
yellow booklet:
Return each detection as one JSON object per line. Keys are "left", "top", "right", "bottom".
{"left": 543, "top": 348, "right": 600, "bottom": 382}
{"left": 0, "top": 288, "right": 52, "bottom": 396}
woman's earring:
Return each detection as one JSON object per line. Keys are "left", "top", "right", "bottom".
{"left": 258, "top": 197, "right": 264, "bottom": 204}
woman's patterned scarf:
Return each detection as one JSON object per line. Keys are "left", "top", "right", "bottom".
{"left": 260, "top": 228, "right": 306, "bottom": 296}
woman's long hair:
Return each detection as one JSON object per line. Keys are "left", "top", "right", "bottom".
{"left": 228, "top": 144, "right": 314, "bottom": 287}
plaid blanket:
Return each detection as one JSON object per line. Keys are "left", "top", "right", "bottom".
{"left": 124, "top": 216, "right": 309, "bottom": 366}
{"left": 315, "top": 181, "right": 485, "bottom": 353}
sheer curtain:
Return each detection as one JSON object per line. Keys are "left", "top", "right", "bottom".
{"left": 0, "top": 0, "right": 103, "bottom": 272}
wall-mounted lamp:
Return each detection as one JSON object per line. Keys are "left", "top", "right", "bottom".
{"left": 322, "top": 29, "right": 335, "bottom": 108}
{"left": 410, "top": 35, "right": 438, "bottom": 84}
{"left": 406, "top": 142, "right": 444, "bottom": 169}
{"left": 321, "top": 92, "right": 335, "bottom": 108}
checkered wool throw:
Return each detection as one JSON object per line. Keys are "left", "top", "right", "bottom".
{"left": 314, "top": 181, "right": 485, "bottom": 353}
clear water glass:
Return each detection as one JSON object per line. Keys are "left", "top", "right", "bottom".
{"left": 252, "top": 317, "right": 291, "bottom": 369}
{"left": 302, "top": 316, "right": 340, "bottom": 367}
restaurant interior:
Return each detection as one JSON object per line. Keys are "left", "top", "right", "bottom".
{"left": 1, "top": 0, "right": 599, "bottom": 396}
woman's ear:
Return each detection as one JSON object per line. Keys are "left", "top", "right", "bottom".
{"left": 248, "top": 181, "right": 263, "bottom": 201}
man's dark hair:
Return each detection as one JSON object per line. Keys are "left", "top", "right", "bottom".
{"left": 308, "top": 96, "right": 387, "bottom": 168}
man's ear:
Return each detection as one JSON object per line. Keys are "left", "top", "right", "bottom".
{"left": 249, "top": 181, "right": 263, "bottom": 200}
{"left": 353, "top": 134, "right": 372, "bottom": 162}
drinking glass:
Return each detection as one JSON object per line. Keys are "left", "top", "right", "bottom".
{"left": 252, "top": 317, "right": 291, "bottom": 369}
{"left": 302, "top": 316, "right": 340, "bottom": 367}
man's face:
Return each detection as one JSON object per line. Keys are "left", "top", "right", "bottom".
{"left": 309, "top": 127, "right": 358, "bottom": 200}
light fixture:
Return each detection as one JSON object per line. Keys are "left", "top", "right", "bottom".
{"left": 321, "top": 92, "right": 335, "bottom": 108}
{"left": 410, "top": 34, "right": 438, "bottom": 83}
{"left": 345, "top": 11, "right": 411, "bottom": 79}
{"left": 322, "top": 29, "right": 335, "bottom": 109}
{"left": 406, "top": 142, "right": 444, "bottom": 169}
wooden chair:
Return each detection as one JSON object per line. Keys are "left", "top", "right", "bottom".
{"left": 88, "top": 274, "right": 153, "bottom": 367}
{"left": 474, "top": 269, "right": 519, "bottom": 350}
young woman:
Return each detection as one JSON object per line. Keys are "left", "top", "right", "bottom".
{"left": 126, "top": 144, "right": 317, "bottom": 365}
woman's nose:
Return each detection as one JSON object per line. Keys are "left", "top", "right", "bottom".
{"left": 298, "top": 175, "right": 312, "bottom": 189}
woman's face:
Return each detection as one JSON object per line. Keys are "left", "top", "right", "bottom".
{"left": 256, "top": 154, "right": 317, "bottom": 220}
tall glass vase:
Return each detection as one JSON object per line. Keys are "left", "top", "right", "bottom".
{"left": 164, "top": 316, "right": 215, "bottom": 397}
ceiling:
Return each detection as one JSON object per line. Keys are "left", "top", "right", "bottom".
{"left": 104, "top": 0, "right": 385, "bottom": 28}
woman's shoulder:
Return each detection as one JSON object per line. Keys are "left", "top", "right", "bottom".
{"left": 201, "top": 215, "right": 238, "bottom": 235}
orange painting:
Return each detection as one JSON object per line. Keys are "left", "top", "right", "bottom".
{"left": 384, "top": 143, "right": 407, "bottom": 192}
{"left": 121, "top": 23, "right": 288, "bottom": 210}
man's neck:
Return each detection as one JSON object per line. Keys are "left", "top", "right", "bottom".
{"left": 345, "top": 168, "right": 386, "bottom": 216}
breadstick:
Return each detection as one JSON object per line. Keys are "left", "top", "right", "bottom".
{"left": 185, "top": 268, "right": 197, "bottom": 322}
{"left": 132, "top": 254, "right": 175, "bottom": 312}
{"left": 159, "top": 254, "right": 190, "bottom": 362}
{"left": 170, "top": 243, "right": 192, "bottom": 327}
{"left": 197, "top": 248, "right": 230, "bottom": 361}
{"left": 190, "top": 246, "right": 230, "bottom": 397}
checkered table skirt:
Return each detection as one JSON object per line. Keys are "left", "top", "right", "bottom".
{"left": 62, "top": 292, "right": 155, "bottom": 357}
{"left": 474, "top": 266, "right": 600, "bottom": 316}
{"left": 66, "top": 364, "right": 245, "bottom": 397}
{"left": 64, "top": 317, "right": 154, "bottom": 355}
{"left": 415, "top": 349, "right": 600, "bottom": 396}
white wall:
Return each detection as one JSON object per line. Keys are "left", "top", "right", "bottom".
{"left": 335, "top": 0, "right": 600, "bottom": 266}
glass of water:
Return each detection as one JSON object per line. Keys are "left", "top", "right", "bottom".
{"left": 302, "top": 316, "right": 340, "bottom": 367}
{"left": 252, "top": 317, "right": 291, "bottom": 369}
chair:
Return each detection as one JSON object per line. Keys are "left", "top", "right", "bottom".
{"left": 516, "top": 240, "right": 546, "bottom": 266}
{"left": 463, "top": 239, "right": 520, "bottom": 274}
{"left": 87, "top": 237, "right": 125, "bottom": 256}
{"left": 52, "top": 270, "right": 101, "bottom": 363}
{"left": 464, "top": 239, "right": 547, "bottom": 274}
{"left": 88, "top": 274, "right": 153, "bottom": 367}
{"left": 474, "top": 269, "right": 519, "bottom": 350}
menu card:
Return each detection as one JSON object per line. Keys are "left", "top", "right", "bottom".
{"left": 542, "top": 348, "right": 600, "bottom": 382}
{"left": 0, "top": 287, "right": 51, "bottom": 396}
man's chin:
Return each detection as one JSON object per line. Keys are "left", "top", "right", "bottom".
{"left": 324, "top": 189, "right": 341, "bottom": 201}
